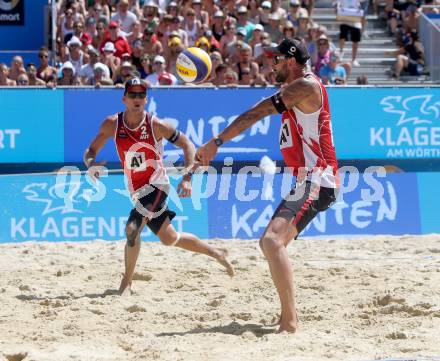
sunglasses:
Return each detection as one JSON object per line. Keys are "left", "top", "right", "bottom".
{"left": 273, "top": 55, "right": 289, "bottom": 64}
{"left": 126, "top": 91, "right": 147, "bottom": 99}
{"left": 242, "top": 72, "right": 250, "bottom": 75}
{"left": 39, "top": 54, "right": 48, "bottom": 58}
{"left": 17, "top": 79, "right": 28, "bottom": 85}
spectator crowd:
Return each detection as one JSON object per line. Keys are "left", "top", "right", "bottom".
{"left": 0, "top": 0, "right": 438, "bottom": 87}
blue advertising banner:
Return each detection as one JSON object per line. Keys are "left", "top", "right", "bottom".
{"left": 0, "top": 89, "right": 64, "bottom": 163}
{"left": 63, "top": 88, "right": 279, "bottom": 163}
{"left": 417, "top": 172, "right": 440, "bottom": 234}
{"left": 329, "top": 87, "right": 440, "bottom": 160}
{"left": 0, "top": 172, "right": 208, "bottom": 243}
{"left": 0, "top": 0, "right": 47, "bottom": 49}
{"left": 207, "top": 171, "right": 421, "bottom": 239}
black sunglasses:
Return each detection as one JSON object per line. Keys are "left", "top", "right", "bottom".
{"left": 126, "top": 91, "right": 147, "bottom": 99}
{"left": 273, "top": 55, "right": 290, "bottom": 64}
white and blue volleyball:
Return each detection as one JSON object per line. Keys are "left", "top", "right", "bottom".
{"left": 176, "top": 47, "right": 212, "bottom": 84}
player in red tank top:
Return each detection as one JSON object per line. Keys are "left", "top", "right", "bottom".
{"left": 84, "top": 78, "right": 234, "bottom": 295}
{"left": 197, "top": 39, "right": 339, "bottom": 332}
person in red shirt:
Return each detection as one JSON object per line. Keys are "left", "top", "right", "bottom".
{"left": 84, "top": 78, "right": 234, "bottom": 296}
{"left": 101, "top": 21, "right": 132, "bottom": 59}
{"left": 197, "top": 39, "right": 339, "bottom": 333}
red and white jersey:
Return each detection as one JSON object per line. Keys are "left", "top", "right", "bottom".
{"left": 279, "top": 73, "right": 339, "bottom": 188}
{"left": 114, "top": 111, "right": 169, "bottom": 193}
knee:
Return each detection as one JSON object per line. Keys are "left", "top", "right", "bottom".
{"left": 159, "top": 231, "right": 180, "bottom": 247}
{"left": 125, "top": 220, "right": 141, "bottom": 247}
{"left": 260, "top": 233, "right": 284, "bottom": 255}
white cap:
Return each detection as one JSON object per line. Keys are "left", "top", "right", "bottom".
{"left": 254, "top": 24, "right": 264, "bottom": 31}
{"left": 269, "top": 13, "right": 280, "bottom": 21}
{"left": 214, "top": 10, "right": 224, "bottom": 17}
{"left": 67, "top": 36, "right": 82, "bottom": 47}
{"left": 62, "top": 61, "right": 75, "bottom": 74}
{"left": 154, "top": 55, "right": 165, "bottom": 64}
{"left": 261, "top": 1, "right": 272, "bottom": 9}
{"left": 93, "top": 62, "right": 107, "bottom": 72}
{"left": 290, "top": 0, "right": 300, "bottom": 5}
{"left": 103, "top": 42, "right": 115, "bottom": 52}
{"left": 237, "top": 5, "right": 248, "bottom": 13}
{"left": 121, "top": 61, "right": 132, "bottom": 68}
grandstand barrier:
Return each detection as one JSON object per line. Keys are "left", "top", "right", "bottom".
{"left": 0, "top": 170, "right": 439, "bottom": 243}
{"left": 420, "top": 12, "right": 440, "bottom": 82}
{"left": 1, "top": 87, "right": 439, "bottom": 164}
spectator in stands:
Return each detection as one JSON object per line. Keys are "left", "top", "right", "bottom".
{"left": 26, "top": 64, "right": 46, "bottom": 86}
{"left": 88, "top": 62, "right": 114, "bottom": 87}
{"left": 271, "top": 0, "right": 288, "bottom": 20}
{"left": 356, "top": 74, "right": 368, "bottom": 84}
{"left": 128, "top": 0, "right": 141, "bottom": 18}
{"left": 139, "top": 54, "right": 151, "bottom": 79}
{"left": 156, "top": 15, "right": 174, "bottom": 49}
{"left": 92, "top": 20, "right": 107, "bottom": 49}
{"left": 212, "top": 10, "right": 226, "bottom": 42}
{"left": 65, "top": 20, "right": 92, "bottom": 47}
{"left": 249, "top": 24, "right": 265, "bottom": 49}
{"left": 209, "top": 51, "right": 223, "bottom": 81}
{"left": 220, "top": 23, "right": 237, "bottom": 59}
{"left": 114, "top": 62, "right": 135, "bottom": 85}
{"left": 146, "top": 55, "right": 178, "bottom": 85}
{"left": 422, "top": 0, "right": 440, "bottom": 14}
{"left": 101, "top": 21, "right": 132, "bottom": 58}
{"left": 63, "top": 36, "right": 89, "bottom": 75}
{"left": 126, "top": 20, "right": 143, "bottom": 47}
{"left": 307, "top": 23, "right": 321, "bottom": 63}
{"left": 212, "top": 63, "right": 228, "bottom": 86}
{"left": 111, "top": 0, "right": 138, "bottom": 35}
{"left": 85, "top": 16, "right": 97, "bottom": 39}
{"left": 102, "top": 42, "right": 121, "bottom": 79}
{"left": 58, "top": 61, "right": 80, "bottom": 85}
{"left": 238, "top": 67, "right": 253, "bottom": 85}
{"left": 283, "top": 21, "right": 296, "bottom": 39}
{"left": 225, "top": 67, "right": 239, "bottom": 86}
{"left": 338, "top": 0, "right": 363, "bottom": 66}
{"left": 204, "top": 30, "right": 221, "bottom": 53}
{"left": 287, "top": 0, "right": 301, "bottom": 28}
{"left": 389, "top": 30, "right": 425, "bottom": 79}
{"left": 296, "top": 8, "right": 310, "bottom": 39}
{"left": 183, "top": 8, "right": 202, "bottom": 47}
{"left": 259, "top": 1, "right": 272, "bottom": 27}
{"left": 191, "top": 0, "right": 209, "bottom": 28}
{"left": 169, "top": 17, "right": 189, "bottom": 48}
{"left": 402, "top": 0, "right": 420, "bottom": 32}
{"left": 232, "top": 46, "right": 260, "bottom": 83}
{"left": 36, "top": 48, "right": 56, "bottom": 83}
{"left": 254, "top": 32, "right": 273, "bottom": 58}
{"left": 313, "top": 34, "right": 331, "bottom": 75}
{"left": 9, "top": 56, "right": 26, "bottom": 81}
{"left": 196, "top": 36, "right": 211, "bottom": 54}
{"left": 142, "top": 1, "right": 160, "bottom": 29}
{"left": 166, "top": 37, "right": 185, "bottom": 76}
{"left": 0, "top": 64, "right": 16, "bottom": 86}
{"left": 319, "top": 51, "right": 347, "bottom": 85}
{"left": 130, "top": 39, "right": 143, "bottom": 71}
{"left": 166, "top": 2, "right": 180, "bottom": 19}
{"left": 16, "top": 73, "right": 30, "bottom": 87}
{"left": 236, "top": 6, "right": 255, "bottom": 42}
{"left": 142, "top": 27, "right": 163, "bottom": 57}
{"left": 248, "top": 0, "right": 262, "bottom": 24}
{"left": 79, "top": 46, "right": 110, "bottom": 84}
{"left": 59, "top": 8, "right": 75, "bottom": 44}
{"left": 265, "top": 13, "right": 283, "bottom": 43}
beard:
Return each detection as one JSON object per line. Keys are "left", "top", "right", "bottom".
{"left": 275, "top": 68, "right": 288, "bottom": 83}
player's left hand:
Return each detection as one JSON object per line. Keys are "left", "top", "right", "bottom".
{"left": 196, "top": 139, "right": 218, "bottom": 166}
{"left": 177, "top": 179, "right": 192, "bottom": 198}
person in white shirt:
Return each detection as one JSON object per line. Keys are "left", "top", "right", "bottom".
{"left": 338, "top": 0, "right": 363, "bottom": 66}
{"left": 146, "top": 55, "right": 178, "bottom": 85}
{"left": 111, "top": 0, "right": 138, "bottom": 35}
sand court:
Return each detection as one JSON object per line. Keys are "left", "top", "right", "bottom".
{"left": 1, "top": 235, "right": 439, "bottom": 361}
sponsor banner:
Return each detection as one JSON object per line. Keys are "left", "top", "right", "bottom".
{"left": 0, "top": 173, "right": 208, "bottom": 243}
{"left": 0, "top": 0, "right": 24, "bottom": 26}
{"left": 329, "top": 87, "right": 440, "bottom": 160}
{"left": 0, "top": 0, "right": 46, "bottom": 48}
{"left": 417, "top": 172, "right": 440, "bottom": 234}
{"left": 0, "top": 90, "right": 64, "bottom": 163}
{"left": 208, "top": 171, "right": 421, "bottom": 239}
{"left": 63, "top": 88, "right": 279, "bottom": 163}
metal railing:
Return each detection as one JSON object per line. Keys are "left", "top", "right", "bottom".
{"left": 419, "top": 9, "right": 440, "bottom": 82}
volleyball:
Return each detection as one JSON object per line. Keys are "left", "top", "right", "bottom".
{"left": 176, "top": 47, "right": 212, "bottom": 84}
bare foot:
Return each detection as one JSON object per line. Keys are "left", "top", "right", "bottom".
{"left": 118, "top": 279, "right": 132, "bottom": 296}
{"left": 214, "top": 247, "right": 235, "bottom": 277}
{"left": 278, "top": 321, "right": 298, "bottom": 333}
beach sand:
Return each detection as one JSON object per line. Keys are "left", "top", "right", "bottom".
{"left": 1, "top": 235, "right": 440, "bottom": 361}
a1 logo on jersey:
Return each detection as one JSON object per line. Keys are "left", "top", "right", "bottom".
{"left": 140, "top": 125, "right": 148, "bottom": 140}
{"left": 125, "top": 151, "right": 146, "bottom": 171}
{"left": 279, "top": 119, "right": 293, "bottom": 149}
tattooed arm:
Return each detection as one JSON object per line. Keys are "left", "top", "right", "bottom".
{"left": 196, "top": 76, "right": 319, "bottom": 165}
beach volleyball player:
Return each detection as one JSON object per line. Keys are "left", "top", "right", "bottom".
{"left": 84, "top": 78, "right": 234, "bottom": 295}
{"left": 197, "top": 38, "right": 339, "bottom": 332}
